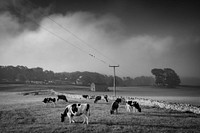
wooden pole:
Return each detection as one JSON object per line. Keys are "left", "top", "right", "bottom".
{"left": 109, "top": 65, "right": 119, "bottom": 97}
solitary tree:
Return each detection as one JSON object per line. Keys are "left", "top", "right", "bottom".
{"left": 151, "top": 68, "right": 181, "bottom": 88}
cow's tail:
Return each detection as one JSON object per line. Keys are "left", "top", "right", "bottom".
{"left": 86, "top": 104, "right": 90, "bottom": 116}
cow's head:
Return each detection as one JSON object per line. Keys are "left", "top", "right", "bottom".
{"left": 42, "top": 98, "right": 47, "bottom": 103}
{"left": 61, "top": 107, "right": 68, "bottom": 122}
{"left": 115, "top": 98, "right": 122, "bottom": 103}
{"left": 94, "top": 96, "right": 101, "bottom": 103}
{"left": 104, "top": 95, "right": 108, "bottom": 102}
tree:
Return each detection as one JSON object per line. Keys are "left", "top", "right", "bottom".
{"left": 163, "top": 68, "right": 181, "bottom": 87}
{"left": 151, "top": 68, "right": 165, "bottom": 86}
{"left": 123, "top": 77, "right": 134, "bottom": 86}
{"left": 151, "top": 68, "right": 181, "bottom": 88}
{"left": 16, "top": 74, "right": 26, "bottom": 82}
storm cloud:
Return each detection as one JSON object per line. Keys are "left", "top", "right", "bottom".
{"left": 0, "top": 0, "right": 200, "bottom": 79}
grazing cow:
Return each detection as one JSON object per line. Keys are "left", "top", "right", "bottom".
{"left": 110, "top": 98, "right": 122, "bottom": 114}
{"left": 57, "top": 95, "right": 68, "bottom": 102}
{"left": 61, "top": 103, "right": 90, "bottom": 124}
{"left": 104, "top": 95, "right": 108, "bottom": 102}
{"left": 42, "top": 97, "right": 56, "bottom": 107}
{"left": 94, "top": 95, "right": 108, "bottom": 103}
{"left": 126, "top": 100, "right": 141, "bottom": 112}
{"left": 94, "top": 96, "right": 101, "bottom": 103}
{"left": 82, "top": 95, "right": 89, "bottom": 99}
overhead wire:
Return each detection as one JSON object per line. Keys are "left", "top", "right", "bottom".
{"left": 11, "top": 2, "right": 112, "bottom": 74}
{"left": 17, "top": 0, "right": 135, "bottom": 77}
{"left": 25, "top": 0, "right": 117, "bottom": 64}
{"left": 24, "top": 0, "right": 110, "bottom": 64}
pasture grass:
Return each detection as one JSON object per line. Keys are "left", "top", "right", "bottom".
{"left": 0, "top": 92, "right": 200, "bottom": 133}
{"left": 1, "top": 84, "right": 200, "bottom": 106}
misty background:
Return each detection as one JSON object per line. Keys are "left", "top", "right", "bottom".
{"left": 0, "top": 0, "right": 200, "bottom": 85}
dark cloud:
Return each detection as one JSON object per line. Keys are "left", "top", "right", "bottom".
{"left": 1, "top": 0, "right": 200, "bottom": 37}
{"left": 0, "top": 0, "right": 52, "bottom": 32}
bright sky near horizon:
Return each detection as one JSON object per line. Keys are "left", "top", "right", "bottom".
{"left": 0, "top": 0, "right": 200, "bottom": 78}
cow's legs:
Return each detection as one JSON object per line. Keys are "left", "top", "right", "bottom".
{"left": 82, "top": 114, "right": 89, "bottom": 124}
{"left": 68, "top": 117, "right": 72, "bottom": 123}
{"left": 126, "top": 105, "right": 131, "bottom": 112}
{"left": 125, "top": 104, "right": 128, "bottom": 111}
{"left": 85, "top": 116, "right": 89, "bottom": 125}
{"left": 71, "top": 118, "right": 75, "bottom": 123}
{"left": 133, "top": 107, "right": 136, "bottom": 112}
{"left": 67, "top": 114, "right": 73, "bottom": 123}
{"left": 130, "top": 107, "right": 133, "bottom": 112}
{"left": 82, "top": 114, "right": 86, "bottom": 124}
{"left": 53, "top": 102, "right": 55, "bottom": 107}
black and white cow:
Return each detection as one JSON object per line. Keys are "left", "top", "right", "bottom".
{"left": 125, "top": 100, "right": 141, "bottom": 112}
{"left": 110, "top": 98, "right": 122, "bottom": 114}
{"left": 82, "top": 95, "right": 89, "bottom": 99}
{"left": 61, "top": 103, "right": 90, "bottom": 124}
{"left": 42, "top": 97, "right": 56, "bottom": 107}
{"left": 94, "top": 95, "right": 108, "bottom": 103}
{"left": 57, "top": 95, "right": 68, "bottom": 102}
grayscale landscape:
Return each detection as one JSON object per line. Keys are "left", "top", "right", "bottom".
{"left": 0, "top": 0, "right": 200, "bottom": 132}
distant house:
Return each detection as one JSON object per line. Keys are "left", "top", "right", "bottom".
{"left": 76, "top": 76, "right": 83, "bottom": 85}
{"left": 76, "top": 78, "right": 83, "bottom": 85}
{"left": 90, "top": 83, "right": 109, "bottom": 92}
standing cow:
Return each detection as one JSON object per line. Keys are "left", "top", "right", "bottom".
{"left": 61, "top": 103, "right": 90, "bottom": 124}
{"left": 42, "top": 97, "right": 56, "bottom": 107}
{"left": 57, "top": 95, "right": 68, "bottom": 102}
{"left": 110, "top": 98, "right": 122, "bottom": 114}
{"left": 94, "top": 95, "right": 108, "bottom": 103}
{"left": 126, "top": 100, "right": 141, "bottom": 112}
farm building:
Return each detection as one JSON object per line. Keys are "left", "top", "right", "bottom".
{"left": 90, "top": 83, "right": 109, "bottom": 92}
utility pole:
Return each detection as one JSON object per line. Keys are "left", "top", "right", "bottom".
{"left": 109, "top": 65, "right": 119, "bottom": 97}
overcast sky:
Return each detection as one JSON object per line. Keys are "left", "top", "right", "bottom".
{"left": 0, "top": 0, "right": 200, "bottom": 78}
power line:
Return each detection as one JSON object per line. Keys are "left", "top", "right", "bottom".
{"left": 46, "top": 15, "right": 118, "bottom": 64}
{"left": 18, "top": 0, "right": 135, "bottom": 77}
{"left": 24, "top": 0, "right": 111, "bottom": 64}
{"left": 12, "top": 6, "right": 110, "bottom": 65}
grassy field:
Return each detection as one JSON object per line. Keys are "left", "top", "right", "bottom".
{"left": 1, "top": 84, "right": 199, "bottom": 105}
{"left": 0, "top": 84, "right": 200, "bottom": 133}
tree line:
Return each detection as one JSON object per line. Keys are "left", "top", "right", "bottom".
{"left": 0, "top": 65, "right": 154, "bottom": 86}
